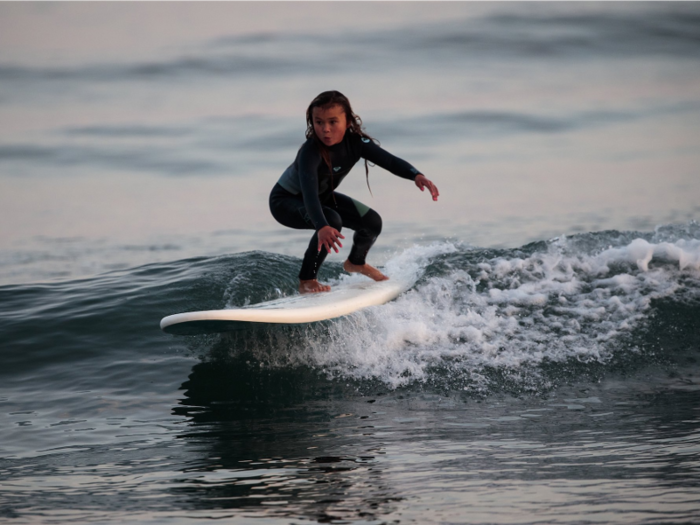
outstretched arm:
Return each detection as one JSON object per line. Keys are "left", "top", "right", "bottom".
{"left": 414, "top": 174, "right": 439, "bottom": 201}
{"left": 359, "top": 138, "right": 439, "bottom": 200}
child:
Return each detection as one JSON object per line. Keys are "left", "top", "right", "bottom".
{"left": 269, "top": 91, "right": 439, "bottom": 294}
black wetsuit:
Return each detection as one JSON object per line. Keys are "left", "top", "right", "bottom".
{"left": 269, "top": 131, "right": 420, "bottom": 280}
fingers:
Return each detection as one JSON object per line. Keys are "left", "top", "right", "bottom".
{"left": 428, "top": 181, "right": 440, "bottom": 201}
{"left": 318, "top": 238, "right": 338, "bottom": 253}
{"left": 416, "top": 175, "right": 440, "bottom": 201}
{"left": 323, "top": 239, "right": 342, "bottom": 253}
{"left": 317, "top": 227, "right": 345, "bottom": 253}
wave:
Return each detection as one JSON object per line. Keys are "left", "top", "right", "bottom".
{"left": 206, "top": 224, "right": 700, "bottom": 393}
{"left": 0, "top": 114, "right": 299, "bottom": 177}
{"left": 0, "top": 143, "right": 225, "bottom": 176}
{"left": 4, "top": 98, "right": 698, "bottom": 179}
{"left": 2, "top": 5, "right": 698, "bottom": 84}
{"left": 2, "top": 224, "right": 699, "bottom": 398}
{"left": 414, "top": 7, "right": 700, "bottom": 60}
{"left": 368, "top": 104, "right": 700, "bottom": 142}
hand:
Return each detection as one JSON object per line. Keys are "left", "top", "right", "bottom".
{"left": 317, "top": 225, "right": 345, "bottom": 253}
{"left": 415, "top": 174, "right": 439, "bottom": 201}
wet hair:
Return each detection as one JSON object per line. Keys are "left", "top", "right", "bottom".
{"left": 305, "top": 90, "right": 377, "bottom": 195}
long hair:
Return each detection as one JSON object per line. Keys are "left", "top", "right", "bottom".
{"left": 305, "top": 90, "right": 377, "bottom": 195}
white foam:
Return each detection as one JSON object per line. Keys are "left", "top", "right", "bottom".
{"left": 598, "top": 238, "right": 700, "bottom": 272}
{"left": 243, "top": 236, "right": 700, "bottom": 390}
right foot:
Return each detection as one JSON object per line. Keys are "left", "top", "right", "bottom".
{"left": 299, "top": 279, "right": 331, "bottom": 294}
{"left": 343, "top": 260, "right": 389, "bottom": 281}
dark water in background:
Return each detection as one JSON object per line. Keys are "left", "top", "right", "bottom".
{"left": 1, "top": 3, "right": 700, "bottom": 524}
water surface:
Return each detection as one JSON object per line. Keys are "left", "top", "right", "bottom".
{"left": 1, "top": 3, "right": 699, "bottom": 524}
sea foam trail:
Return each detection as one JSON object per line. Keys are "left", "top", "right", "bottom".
{"left": 234, "top": 230, "right": 700, "bottom": 391}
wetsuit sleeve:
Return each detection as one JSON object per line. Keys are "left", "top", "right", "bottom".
{"left": 297, "top": 144, "right": 330, "bottom": 231}
{"left": 359, "top": 139, "right": 421, "bottom": 181}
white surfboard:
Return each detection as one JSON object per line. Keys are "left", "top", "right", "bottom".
{"left": 160, "top": 277, "right": 412, "bottom": 335}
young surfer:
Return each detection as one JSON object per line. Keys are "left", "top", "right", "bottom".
{"left": 269, "top": 90, "right": 439, "bottom": 294}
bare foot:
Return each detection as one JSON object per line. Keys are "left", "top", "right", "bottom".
{"left": 343, "top": 260, "right": 389, "bottom": 281}
{"left": 299, "top": 279, "right": 331, "bottom": 294}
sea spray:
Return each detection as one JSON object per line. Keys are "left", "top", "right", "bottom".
{"left": 219, "top": 229, "right": 700, "bottom": 393}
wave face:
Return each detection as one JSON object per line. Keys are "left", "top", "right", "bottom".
{"left": 3, "top": 224, "right": 699, "bottom": 397}
{"left": 197, "top": 224, "right": 699, "bottom": 395}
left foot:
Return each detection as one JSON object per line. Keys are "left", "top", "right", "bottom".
{"left": 343, "top": 260, "right": 389, "bottom": 281}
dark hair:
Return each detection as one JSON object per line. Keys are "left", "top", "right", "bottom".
{"left": 305, "top": 90, "right": 377, "bottom": 195}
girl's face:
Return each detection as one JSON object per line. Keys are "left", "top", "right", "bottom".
{"left": 312, "top": 104, "right": 348, "bottom": 147}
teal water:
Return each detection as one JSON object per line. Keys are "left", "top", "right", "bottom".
{"left": 2, "top": 228, "right": 700, "bottom": 523}
{"left": 1, "top": 3, "right": 700, "bottom": 523}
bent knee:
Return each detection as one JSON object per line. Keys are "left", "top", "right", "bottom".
{"left": 326, "top": 212, "right": 343, "bottom": 232}
{"left": 364, "top": 209, "right": 382, "bottom": 235}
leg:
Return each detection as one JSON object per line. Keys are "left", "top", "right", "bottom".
{"left": 297, "top": 209, "right": 343, "bottom": 290}
{"left": 269, "top": 185, "right": 342, "bottom": 292}
{"left": 331, "top": 194, "right": 388, "bottom": 281}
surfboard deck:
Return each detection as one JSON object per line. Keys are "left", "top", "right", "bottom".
{"left": 160, "top": 277, "right": 411, "bottom": 335}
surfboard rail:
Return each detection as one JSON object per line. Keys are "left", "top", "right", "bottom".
{"left": 160, "top": 277, "right": 411, "bottom": 335}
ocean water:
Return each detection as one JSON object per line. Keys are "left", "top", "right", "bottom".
{"left": 1, "top": 3, "right": 700, "bottom": 524}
